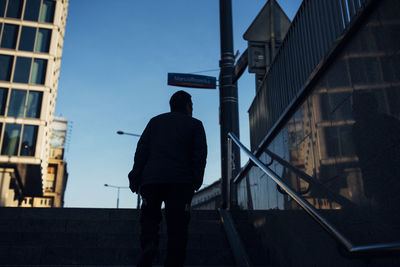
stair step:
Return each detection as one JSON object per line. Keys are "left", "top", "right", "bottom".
{"left": 0, "top": 208, "right": 235, "bottom": 266}
{"left": 0, "top": 232, "right": 230, "bottom": 250}
{"left": 0, "top": 207, "right": 221, "bottom": 221}
{"left": 0, "top": 246, "right": 234, "bottom": 265}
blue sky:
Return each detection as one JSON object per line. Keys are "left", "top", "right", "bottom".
{"left": 57, "top": 0, "right": 302, "bottom": 208}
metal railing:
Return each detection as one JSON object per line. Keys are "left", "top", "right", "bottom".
{"left": 233, "top": 140, "right": 357, "bottom": 209}
{"left": 228, "top": 132, "right": 400, "bottom": 254}
{"left": 249, "top": 0, "right": 375, "bottom": 149}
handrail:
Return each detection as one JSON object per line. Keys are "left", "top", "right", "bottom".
{"left": 219, "top": 209, "right": 251, "bottom": 267}
{"left": 228, "top": 132, "right": 400, "bottom": 254}
{"left": 235, "top": 143, "right": 356, "bottom": 209}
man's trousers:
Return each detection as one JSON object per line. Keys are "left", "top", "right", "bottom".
{"left": 139, "top": 183, "right": 194, "bottom": 267}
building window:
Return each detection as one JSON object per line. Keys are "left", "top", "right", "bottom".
{"left": 30, "top": 58, "right": 46, "bottom": 84}
{"left": 1, "top": 24, "right": 19, "bottom": 49}
{"left": 20, "top": 125, "right": 38, "bottom": 156}
{"left": 19, "top": 26, "right": 36, "bottom": 52}
{"left": 26, "top": 91, "right": 42, "bottom": 118}
{"left": 13, "top": 57, "right": 32, "bottom": 83}
{"left": 0, "top": 88, "right": 7, "bottom": 115}
{"left": 24, "top": 0, "right": 41, "bottom": 21}
{"left": 35, "top": 28, "right": 51, "bottom": 53}
{"left": 0, "top": 55, "right": 13, "bottom": 81}
{"left": 2, "top": 123, "right": 21, "bottom": 156}
{"left": 6, "top": 0, "right": 23, "bottom": 19}
{"left": 11, "top": 57, "right": 47, "bottom": 85}
{"left": 324, "top": 125, "right": 355, "bottom": 158}
{"left": 18, "top": 27, "right": 52, "bottom": 53}
{"left": 0, "top": 0, "right": 6, "bottom": 17}
{"left": 7, "top": 89, "right": 42, "bottom": 118}
{"left": 8, "top": 89, "right": 26, "bottom": 117}
{"left": 1, "top": 123, "right": 38, "bottom": 156}
{"left": 46, "top": 165, "right": 56, "bottom": 192}
{"left": 39, "top": 0, "right": 55, "bottom": 23}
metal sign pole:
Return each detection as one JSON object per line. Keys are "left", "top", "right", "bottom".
{"left": 219, "top": 0, "right": 240, "bottom": 209}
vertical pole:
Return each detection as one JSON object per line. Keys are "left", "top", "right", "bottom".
{"left": 227, "top": 137, "right": 238, "bottom": 209}
{"left": 117, "top": 187, "right": 120, "bottom": 209}
{"left": 137, "top": 194, "right": 141, "bottom": 209}
{"left": 227, "top": 137, "right": 232, "bottom": 209}
{"left": 219, "top": 0, "right": 240, "bottom": 209}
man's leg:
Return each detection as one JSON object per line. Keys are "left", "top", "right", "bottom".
{"left": 138, "top": 184, "right": 162, "bottom": 267}
{"left": 164, "top": 183, "right": 194, "bottom": 267}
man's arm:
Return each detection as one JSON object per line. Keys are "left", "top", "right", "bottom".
{"left": 128, "top": 120, "right": 152, "bottom": 193}
{"left": 192, "top": 121, "right": 207, "bottom": 191}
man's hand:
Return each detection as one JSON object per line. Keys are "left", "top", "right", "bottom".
{"left": 129, "top": 182, "right": 139, "bottom": 194}
{"left": 128, "top": 170, "right": 139, "bottom": 193}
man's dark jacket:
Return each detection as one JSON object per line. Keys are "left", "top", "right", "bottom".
{"left": 128, "top": 111, "right": 207, "bottom": 190}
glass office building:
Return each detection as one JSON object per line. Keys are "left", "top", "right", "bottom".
{"left": 0, "top": 0, "right": 68, "bottom": 206}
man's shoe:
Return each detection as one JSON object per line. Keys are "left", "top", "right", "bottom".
{"left": 137, "top": 242, "right": 158, "bottom": 267}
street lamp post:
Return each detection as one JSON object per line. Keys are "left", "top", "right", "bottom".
{"left": 104, "top": 184, "right": 129, "bottom": 209}
{"left": 117, "top": 130, "right": 142, "bottom": 209}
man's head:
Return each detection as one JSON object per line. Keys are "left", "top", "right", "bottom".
{"left": 170, "top": 90, "right": 193, "bottom": 116}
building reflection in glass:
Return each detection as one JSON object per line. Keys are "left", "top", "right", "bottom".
{"left": 237, "top": 0, "right": 400, "bottom": 244}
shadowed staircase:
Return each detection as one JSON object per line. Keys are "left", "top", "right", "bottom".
{"left": 0, "top": 208, "right": 234, "bottom": 266}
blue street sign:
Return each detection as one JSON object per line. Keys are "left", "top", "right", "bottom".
{"left": 168, "top": 73, "right": 217, "bottom": 89}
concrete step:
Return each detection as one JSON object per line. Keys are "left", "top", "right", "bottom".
{"left": 0, "top": 208, "right": 235, "bottom": 266}
{"left": 0, "top": 266, "right": 235, "bottom": 267}
{"left": 0, "top": 246, "right": 234, "bottom": 265}
{"left": 0, "top": 207, "right": 221, "bottom": 221}
{"left": 0, "top": 231, "right": 230, "bottom": 250}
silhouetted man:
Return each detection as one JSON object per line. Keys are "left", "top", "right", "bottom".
{"left": 128, "top": 90, "right": 207, "bottom": 267}
{"left": 352, "top": 91, "right": 400, "bottom": 215}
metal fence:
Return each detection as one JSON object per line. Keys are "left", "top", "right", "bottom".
{"left": 249, "top": 0, "right": 372, "bottom": 150}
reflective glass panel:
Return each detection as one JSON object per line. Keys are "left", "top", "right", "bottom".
{"left": 13, "top": 57, "right": 32, "bottom": 83}
{"left": 0, "top": 55, "right": 13, "bottom": 81}
{"left": 26, "top": 91, "right": 42, "bottom": 118}
{"left": 19, "top": 26, "right": 36, "bottom": 51}
{"left": 6, "top": 0, "right": 23, "bottom": 19}
{"left": 39, "top": 0, "right": 55, "bottom": 23}
{"left": 0, "top": 0, "right": 6, "bottom": 17}
{"left": 20, "top": 125, "right": 38, "bottom": 156}
{"left": 8, "top": 89, "right": 26, "bottom": 117}
{"left": 24, "top": 0, "right": 41, "bottom": 21}
{"left": 35, "top": 28, "right": 51, "bottom": 53}
{"left": 1, "top": 24, "right": 19, "bottom": 49}
{"left": 0, "top": 88, "right": 8, "bottom": 115}
{"left": 30, "top": 58, "right": 46, "bottom": 84}
{"left": 1, "top": 124, "right": 21, "bottom": 156}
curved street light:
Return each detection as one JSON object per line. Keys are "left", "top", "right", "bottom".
{"left": 117, "top": 130, "right": 142, "bottom": 209}
{"left": 104, "top": 184, "right": 129, "bottom": 209}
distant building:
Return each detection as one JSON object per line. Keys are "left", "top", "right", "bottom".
{"left": 19, "top": 117, "right": 68, "bottom": 207}
{"left": 192, "top": 179, "right": 221, "bottom": 210}
{"left": 0, "top": 0, "right": 69, "bottom": 206}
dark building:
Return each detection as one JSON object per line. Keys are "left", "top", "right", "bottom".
{"left": 195, "top": 0, "right": 400, "bottom": 247}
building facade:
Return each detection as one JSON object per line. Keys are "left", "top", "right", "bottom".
{"left": 19, "top": 117, "right": 68, "bottom": 207}
{"left": 0, "top": 0, "right": 68, "bottom": 206}
{"left": 233, "top": 0, "right": 400, "bottom": 245}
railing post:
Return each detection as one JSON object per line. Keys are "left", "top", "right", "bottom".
{"left": 136, "top": 194, "right": 141, "bottom": 209}
{"left": 227, "top": 137, "right": 232, "bottom": 209}
{"left": 227, "top": 136, "right": 238, "bottom": 209}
